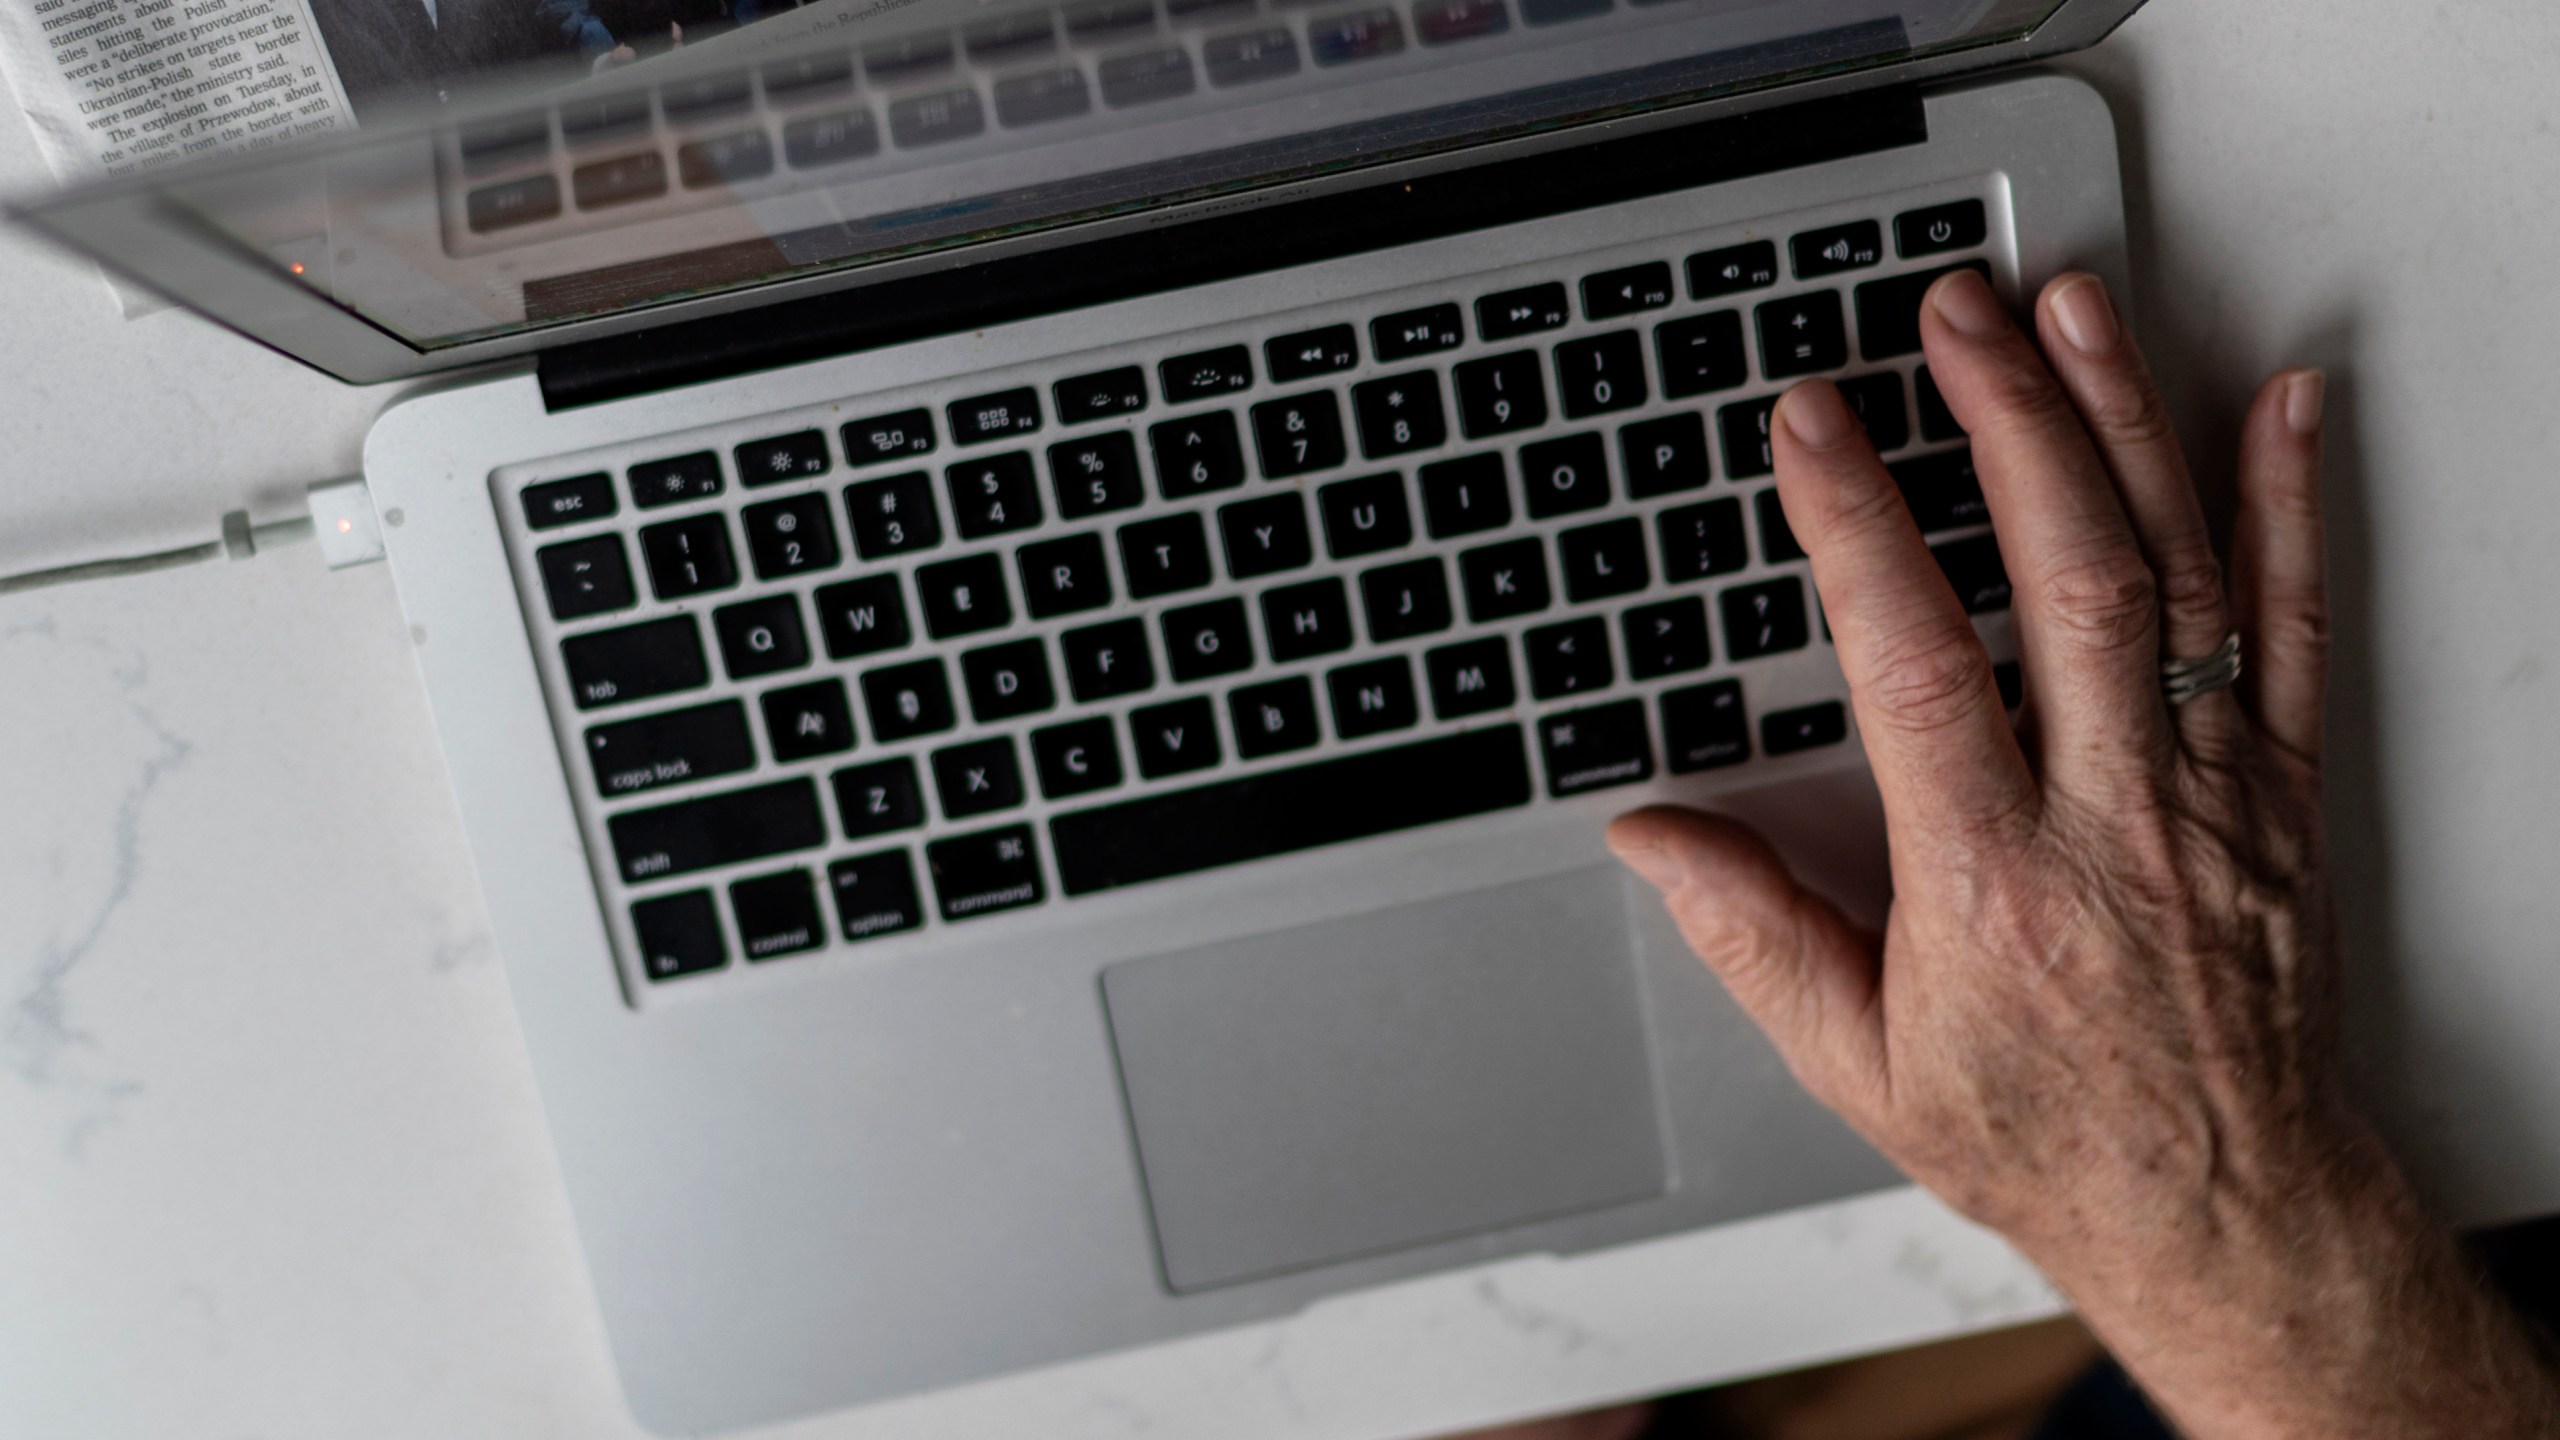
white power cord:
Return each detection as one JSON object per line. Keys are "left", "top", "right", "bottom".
{"left": 0, "top": 477, "right": 384, "bottom": 598}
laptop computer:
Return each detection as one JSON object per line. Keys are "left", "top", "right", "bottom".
{"left": 12, "top": 0, "right": 2139, "bottom": 1429}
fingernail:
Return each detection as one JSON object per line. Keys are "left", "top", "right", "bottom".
{"left": 1609, "top": 840, "right": 1686, "bottom": 895}
{"left": 2049, "top": 275, "right": 2121, "bottom": 356}
{"left": 1930, "top": 267, "right": 2007, "bottom": 337}
{"left": 2285, "top": 370, "right": 2327, "bottom": 437}
{"left": 1777, "top": 381, "right": 1858, "bottom": 450}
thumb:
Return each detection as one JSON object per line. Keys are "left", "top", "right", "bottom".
{"left": 1607, "top": 806, "right": 1887, "bottom": 1108}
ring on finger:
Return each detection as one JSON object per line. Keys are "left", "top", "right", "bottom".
{"left": 2162, "top": 631, "right": 2244, "bottom": 705}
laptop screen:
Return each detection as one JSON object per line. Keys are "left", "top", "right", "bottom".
{"left": 125, "top": 0, "right": 2069, "bottom": 352}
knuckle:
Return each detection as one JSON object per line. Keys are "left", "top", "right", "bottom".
{"left": 2038, "top": 545, "right": 2159, "bottom": 652}
{"left": 1976, "top": 364, "right": 2084, "bottom": 442}
{"left": 2264, "top": 607, "right": 2333, "bottom": 660}
{"left": 2156, "top": 550, "right": 2227, "bottom": 622}
{"left": 1863, "top": 625, "right": 1996, "bottom": 736}
{"left": 2085, "top": 381, "right": 2180, "bottom": 453}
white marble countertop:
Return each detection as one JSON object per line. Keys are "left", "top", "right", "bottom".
{"left": 7, "top": 2, "right": 2560, "bottom": 1436}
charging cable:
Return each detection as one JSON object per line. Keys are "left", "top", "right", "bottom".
{"left": 0, "top": 476, "right": 385, "bottom": 598}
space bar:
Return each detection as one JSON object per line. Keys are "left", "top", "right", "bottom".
{"left": 1049, "top": 726, "right": 1534, "bottom": 897}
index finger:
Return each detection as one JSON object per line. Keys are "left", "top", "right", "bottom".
{"left": 1772, "top": 380, "right": 2039, "bottom": 843}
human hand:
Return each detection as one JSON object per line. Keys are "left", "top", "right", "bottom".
{"left": 1609, "top": 268, "right": 2560, "bottom": 1437}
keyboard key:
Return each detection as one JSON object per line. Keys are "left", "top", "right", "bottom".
{"left": 1032, "top": 716, "right": 1124, "bottom": 798}
{"left": 1359, "top": 557, "right": 1451, "bottom": 641}
{"left": 1525, "top": 616, "right": 1612, "bottom": 699}
{"left": 961, "top": 637, "right": 1056, "bottom": 721}
{"left": 1476, "top": 283, "right": 1568, "bottom": 341}
{"left": 633, "top": 890, "right": 725, "bottom": 982}
{"left": 1262, "top": 577, "right": 1355, "bottom": 661}
{"left": 1622, "top": 597, "right": 1711, "bottom": 679}
{"left": 762, "top": 51, "right": 855, "bottom": 103}
{"left": 661, "top": 70, "right": 751, "bottom": 120}
{"left": 1062, "top": 618, "right": 1157, "bottom": 700}
{"left": 843, "top": 408, "right": 936, "bottom": 466}
{"left": 524, "top": 473, "right": 616, "bottom": 530}
{"left": 1891, "top": 449, "right": 1988, "bottom": 533}
{"left": 994, "top": 66, "right": 1090, "bottom": 128}
{"left": 1791, "top": 219, "right": 1883, "bottom": 278}
{"left": 1762, "top": 700, "right": 1850, "bottom": 757}
{"left": 713, "top": 595, "right": 811, "bottom": 680}
{"left": 639, "top": 514, "right": 738, "bottom": 598}
{"left": 829, "top": 850, "right": 926, "bottom": 941}
{"left": 1756, "top": 488, "right": 1804, "bottom": 565}
{"left": 1230, "top": 676, "right": 1322, "bottom": 758}
{"left": 1837, "top": 372, "right": 1911, "bottom": 453}
{"left": 1459, "top": 537, "right": 1551, "bottom": 621}
{"left": 950, "top": 388, "right": 1041, "bottom": 446}
{"left": 1558, "top": 517, "right": 1649, "bottom": 602}
{"left": 1329, "top": 656, "right": 1419, "bottom": 739}
{"left": 812, "top": 574, "right": 912, "bottom": 659}
{"left": 1162, "top": 345, "right": 1254, "bottom": 404}
{"left": 1719, "top": 397, "right": 1776, "bottom": 479}
{"left": 1418, "top": 454, "right": 1511, "bottom": 538}
{"left": 1067, "top": 0, "right": 1155, "bottom": 40}
{"left": 1916, "top": 366, "right": 1965, "bottom": 442}
{"left": 1453, "top": 351, "right": 1548, "bottom": 438}
{"left": 1119, "top": 512, "right": 1214, "bottom": 597}
{"left": 1933, "top": 533, "right": 2012, "bottom": 614}
{"left": 742, "top": 492, "right": 841, "bottom": 579}
{"left": 1318, "top": 473, "right": 1413, "bottom": 558}
{"left": 933, "top": 737, "right": 1026, "bottom": 818}
{"left": 586, "top": 699, "right": 755, "bottom": 797}
{"left": 1049, "top": 725, "right": 1529, "bottom": 894}
{"left": 965, "top": 10, "right": 1057, "bottom": 59}
{"left": 915, "top": 553, "right": 1013, "bottom": 637}
{"left": 1204, "top": 25, "right": 1298, "bottom": 85}
{"left": 1688, "top": 239, "right": 1778, "bottom": 299}
{"left": 538, "top": 535, "right": 636, "bottom": 621}
{"left": 1101, "top": 46, "right": 1198, "bottom": 106}
{"left": 1217, "top": 493, "right": 1313, "bottom": 578}
{"left": 864, "top": 32, "right": 954, "bottom": 82}
{"left": 458, "top": 110, "right": 549, "bottom": 174}
{"left": 1658, "top": 498, "right": 1749, "bottom": 582}
{"left": 833, "top": 757, "right": 926, "bottom": 837}
{"left": 1131, "top": 696, "right": 1222, "bottom": 777}
{"left": 1414, "top": 0, "right": 1508, "bottom": 41}
{"left": 1721, "top": 577, "right": 1810, "bottom": 659}
{"left": 1150, "top": 412, "right": 1246, "bottom": 497}
{"left": 558, "top": 90, "right": 649, "bottom": 141}
{"left": 1049, "top": 433, "right": 1146, "bottom": 518}
{"left": 1267, "top": 324, "right": 1359, "bottom": 381}
{"left": 1370, "top": 303, "right": 1463, "bottom": 361}
{"left": 844, "top": 472, "right": 943, "bottom": 558}
{"left": 761, "top": 679, "right": 856, "bottom": 761}
{"left": 1581, "top": 261, "right": 1673, "bottom": 320}
{"left": 1309, "top": 7, "right": 1406, "bottom": 67}
{"left": 608, "top": 778, "right": 827, "bottom": 883}
{"left": 783, "top": 109, "right": 882, "bottom": 169}
{"left": 1519, "top": 432, "right": 1611, "bottom": 518}
{"left": 926, "top": 825, "right": 1045, "bottom": 920}
{"left": 1757, "top": 292, "right": 1849, "bottom": 379}
{"left": 574, "top": 152, "right": 668, "bottom": 208}
{"left": 1661, "top": 680, "right": 1749, "bottom": 772}
{"left": 1855, "top": 259, "right": 1991, "bottom": 361}
{"left": 1017, "top": 532, "right": 1115, "bottom": 617}
{"left": 889, "top": 87, "right": 987, "bottom": 147}
{"left": 631, "top": 452, "right": 722, "bottom": 509}
{"left": 1656, "top": 311, "right": 1747, "bottom": 399}
{"left": 1162, "top": 598, "right": 1253, "bottom": 681}
{"left": 1250, "top": 391, "right": 1348, "bottom": 477}
{"left": 861, "top": 659, "right": 958, "bottom": 740}
{"left": 1425, "top": 637, "right": 1515, "bottom": 718}
{"left": 678, "top": 131, "right": 775, "bottom": 189}
{"left": 1619, "top": 413, "right": 1710, "bottom": 499}
{"left": 731, "top": 869, "right": 825, "bottom": 962}
{"left": 1056, "top": 368, "right": 1148, "bottom": 423}
{"left": 1519, "top": 0, "right": 1607, "bottom": 23}
{"left": 564, "top": 616, "right": 709, "bottom": 710}
{"left": 1352, "top": 372, "right": 1447, "bottom": 457}
{"left": 1554, "top": 331, "right": 1647, "bottom": 418}
{"left": 1896, "top": 199, "right": 1987, "bottom": 259}
{"left": 1538, "top": 700, "right": 1652, "bottom": 796}
{"left": 946, "top": 452, "right": 1044, "bottom": 538}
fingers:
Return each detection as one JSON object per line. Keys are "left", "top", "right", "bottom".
{"left": 2033, "top": 275, "right": 2246, "bottom": 760}
{"left": 1608, "top": 806, "right": 1885, "bottom": 1107}
{"left": 1921, "top": 269, "right": 2172, "bottom": 788}
{"left": 1771, "top": 380, "right": 2039, "bottom": 840}
{"left": 2229, "top": 369, "right": 2330, "bottom": 763}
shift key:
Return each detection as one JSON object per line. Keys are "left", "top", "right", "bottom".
{"left": 563, "top": 615, "right": 709, "bottom": 710}
{"left": 608, "top": 778, "right": 827, "bottom": 882}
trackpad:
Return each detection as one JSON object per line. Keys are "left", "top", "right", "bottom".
{"left": 1101, "top": 868, "right": 1669, "bottom": 1293}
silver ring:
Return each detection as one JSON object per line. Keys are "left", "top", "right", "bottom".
{"left": 2161, "top": 631, "right": 2243, "bottom": 705}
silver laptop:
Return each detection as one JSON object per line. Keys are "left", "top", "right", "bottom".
{"left": 13, "top": 1, "right": 2139, "bottom": 1429}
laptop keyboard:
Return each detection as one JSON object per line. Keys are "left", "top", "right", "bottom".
{"left": 501, "top": 190, "right": 2015, "bottom": 987}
